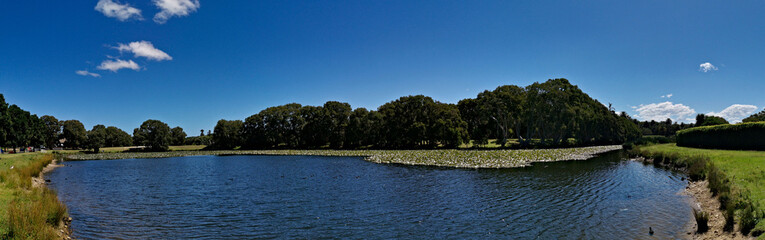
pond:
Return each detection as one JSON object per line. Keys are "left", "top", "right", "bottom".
{"left": 46, "top": 151, "right": 692, "bottom": 239}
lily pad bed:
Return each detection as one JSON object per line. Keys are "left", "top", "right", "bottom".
{"left": 63, "top": 145, "right": 622, "bottom": 168}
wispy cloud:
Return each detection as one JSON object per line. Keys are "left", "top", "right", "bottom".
{"left": 635, "top": 101, "right": 696, "bottom": 122}
{"left": 660, "top": 93, "right": 673, "bottom": 98}
{"left": 707, "top": 104, "right": 759, "bottom": 123}
{"left": 699, "top": 62, "right": 718, "bottom": 72}
{"left": 153, "top": 0, "right": 200, "bottom": 24}
{"left": 95, "top": 0, "right": 143, "bottom": 21}
{"left": 97, "top": 59, "right": 141, "bottom": 72}
{"left": 75, "top": 70, "right": 101, "bottom": 78}
{"left": 115, "top": 41, "right": 172, "bottom": 61}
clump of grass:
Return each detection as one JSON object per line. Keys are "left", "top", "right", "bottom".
{"left": 687, "top": 156, "right": 708, "bottom": 181}
{"left": 6, "top": 188, "right": 66, "bottom": 239}
{"left": 739, "top": 201, "right": 758, "bottom": 235}
{"left": 693, "top": 208, "right": 710, "bottom": 233}
{"left": 724, "top": 205, "right": 735, "bottom": 232}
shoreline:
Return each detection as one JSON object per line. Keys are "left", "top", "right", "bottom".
{"left": 633, "top": 156, "right": 753, "bottom": 240}
{"left": 32, "top": 157, "right": 72, "bottom": 240}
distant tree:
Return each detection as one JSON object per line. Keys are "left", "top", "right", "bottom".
{"left": 104, "top": 126, "right": 132, "bottom": 147}
{"left": 0, "top": 94, "right": 7, "bottom": 149}
{"left": 378, "top": 95, "right": 468, "bottom": 148}
{"left": 743, "top": 109, "right": 765, "bottom": 123}
{"left": 170, "top": 127, "right": 186, "bottom": 145}
{"left": 40, "top": 115, "right": 61, "bottom": 149}
{"left": 200, "top": 129, "right": 205, "bottom": 136}
{"left": 85, "top": 125, "right": 106, "bottom": 152}
{"left": 133, "top": 119, "right": 171, "bottom": 151}
{"left": 322, "top": 101, "right": 352, "bottom": 148}
{"left": 211, "top": 119, "right": 243, "bottom": 149}
{"left": 696, "top": 114, "right": 729, "bottom": 126}
{"left": 242, "top": 103, "right": 304, "bottom": 149}
{"left": 61, "top": 120, "right": 87, "bottom": 149}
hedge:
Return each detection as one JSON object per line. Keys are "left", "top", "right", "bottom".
{"left": 677, "top": 122, "right": 765, "bottom": 150}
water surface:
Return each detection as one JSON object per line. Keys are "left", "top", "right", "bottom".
{"left": 47, "top": 151, "right": 692, "bottom": 239}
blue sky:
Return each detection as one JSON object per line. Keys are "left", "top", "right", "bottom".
{"left": 2, "top": 0, "right": 764, "bottom": 133}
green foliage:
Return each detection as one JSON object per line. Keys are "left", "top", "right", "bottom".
{"left": 378, "top": 95, "right": 468, "bottom": 148}
{"left": 693, "top": 208, "right": 709, "bottom": 233}
{"left": 104, "top": 126, "right": 132, "bottom": 147}
{"left": 61, "top": 120, "right": 86, "bottom": 149}
{"left": 133, "top": 119, "right": 172, "bottom": 151}
{"left": 170, "top": 127, "right": 186, "bottom": 146}
{"left": 459, "top": 79, "right": 641, "bottom": 148}
{"left": 677, "top": 122, "right": 765, "bottom": 150}
{"left": 743, "top": 109, "right": 765, "bottom": 123}
{"left": 184, "top": 135, "right": 212, "bottom": 145}
{"left": 84, "top": 125, "right": 107, "bottom": 152}
{"left": 39, "top": 115, "right": 60, "bottom": 149}
{"left": 210, "top": 119, "right": 243, "bottom": 149}
{"left": 695, "top": 114, "right": 729, "bottom": 126}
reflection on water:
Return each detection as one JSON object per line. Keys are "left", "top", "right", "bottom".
{"left": 47, "top": 151, "right": 691, "bottom": 239}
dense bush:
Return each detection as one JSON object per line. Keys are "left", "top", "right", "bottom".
{"left": 677, "top": 122, "right": 765, "bottom": 150}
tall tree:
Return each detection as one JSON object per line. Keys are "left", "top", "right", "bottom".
{"left": 211, "top": 119, "right": 243, "bottom": 149}
{"left": 85, "top": 125, "right": 107, "bottom": 152}
{"left": 40, "top": 115, "right": 61, "bottom": 149}
{"left": 133, "top": 119, "right": 172, "bottom": 151}
{"left": 61, "top": 120, "right": 87, "bottom": 149}
{"left": 170, "top": 127, "right": 187, "bottom": 145}
{"left": 322, "top": 101, "right": 352, "bottom": 148}
{"left": 104, "top": 126, "right": 132, "bottom": 147}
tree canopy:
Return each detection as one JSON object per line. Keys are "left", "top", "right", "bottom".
{"left": 133, "top": 119, "right": 172, "bottom": 151}
{"left": 743, "top": 109, "right": 765, "bottom": 123}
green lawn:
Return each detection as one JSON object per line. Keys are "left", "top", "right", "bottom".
{"left": 641, "top": 144, "right": 765, "bottom": 208}
{"left": 640, "top": 143, "right": 765, "bottom": 236}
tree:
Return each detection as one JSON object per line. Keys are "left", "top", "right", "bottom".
{"left": 210, "top": 119, "right": 243, "bottom": 149}
{"left": 378, "top": 95, "right": 468, "bottom": 148}
{"left": 322, "top": 101, "right": 352, "bottom": 148}
{"left": 104, "top": 126, "right": 132, "bottom": 147}
{"left": 133, "top": 119, "right": 171, "bottom": 151}
{"left": 170, "top": 127, "right": 186, "bottom": 145}
{"left": 85, "top": 125, "right": 106, "bottom": 152}
{"left": 40, "top": 115, "right": 61, "bottom": 149}
{"left": 61, "top": 120, "right": 87, "bottom": 149}
{"left": 696, "top": 114, "right": 729, "bottom": 126}
{"left": 242, "top": 103, "right": 303, "bottom": 149}
{"left": 743, "top": 109, "right": 765, "bottom": 123}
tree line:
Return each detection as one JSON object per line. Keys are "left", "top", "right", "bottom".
{"left": 1, "top": 78, "right": 646, "bottom": 152}
{"left": 206, "top": 78, "right": 642, "bottom": 150}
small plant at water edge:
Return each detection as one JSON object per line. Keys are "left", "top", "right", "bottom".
{"left": 693, "top": 208, "right": 709, "bottom": 233}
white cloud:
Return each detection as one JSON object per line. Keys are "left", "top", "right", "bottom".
{"left": 707, "top": 104, "right": 759, "bottom": 123}
{"left": 635, "top": 101, "right": 696, "bottom": 122}
{"left": 660, "top": 93, "right": 673, "bottom": 98}
{"left": 153, "top": 0, "right": 200, "bottom": 24}
{"left": 115, "top": 41, "right": 172, "bottom": 61}
{"left": 699, "top": 62, "right": 718, "bottom": 72}
{"left": 95, "top": 0, "right": 143, "bottom": 21}
{"left": 75, "top": 70, "right": 101, "bottom": 78}
{"left": 97, "top": 59, "right": 141, "bottom": 72}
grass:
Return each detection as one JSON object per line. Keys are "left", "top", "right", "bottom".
{"left": 65, "top": 145, "right": 622, "bottom": 168}
{"left": 0, "top": 153, "right": 68, "bottom": 239}
{"left": 638, "top": 143, "right": 765, "bottom": 236}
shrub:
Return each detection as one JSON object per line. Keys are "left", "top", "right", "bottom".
{"left": 693, "top": 208, "right": 710, "bottom": 233}
{"left": 677, "top": 122, "right": 765, "bottom": 150}
{"left": 724, "top": 206, "right": 735, "bottom": 232}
